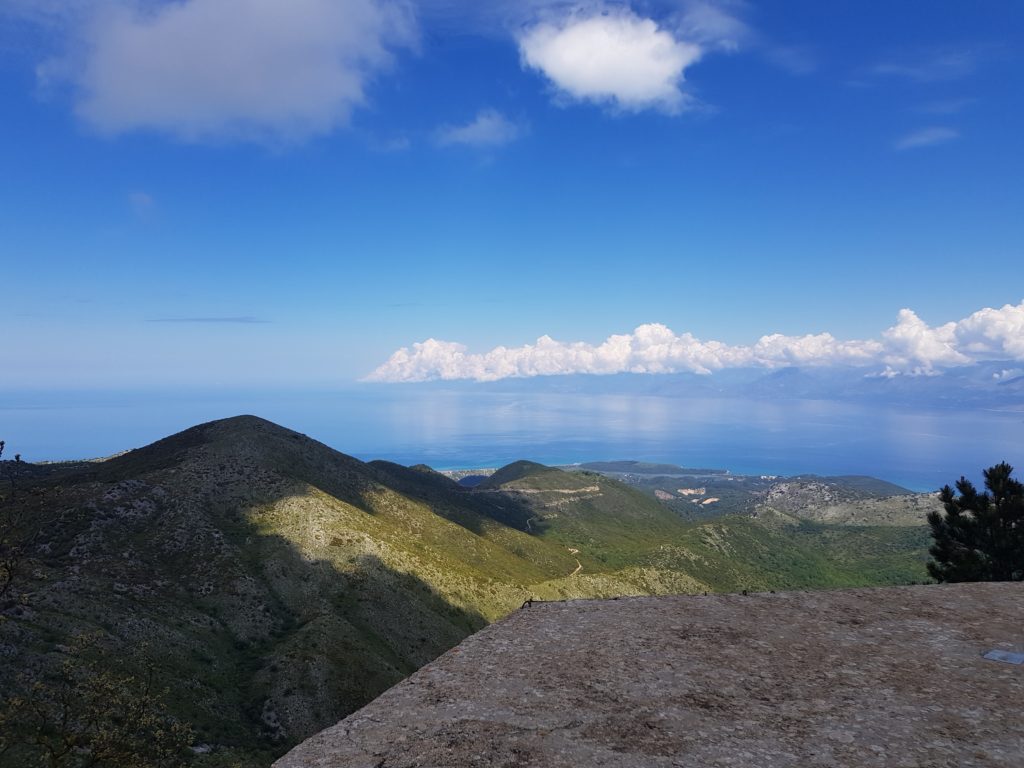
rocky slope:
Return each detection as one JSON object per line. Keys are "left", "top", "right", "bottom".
{"left": 0, "top": 416, "right": 935, "bottom": 766}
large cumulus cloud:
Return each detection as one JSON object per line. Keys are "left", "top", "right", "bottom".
{"left": 518, "top": 8, "right": 703, "bottom": 113}
{"left": 367, "top": 301, "right": 1024, "bottom": 382}
{"left": 39, "top": 0, "right": 417, "bottom": 143}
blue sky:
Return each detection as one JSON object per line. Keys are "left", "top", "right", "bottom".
{"left": 2, "top": 0, "right": 1022, "bottom": 388}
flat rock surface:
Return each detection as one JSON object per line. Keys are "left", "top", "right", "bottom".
{"left": 275, "top": 583, "right": 1024, "bottom": 767}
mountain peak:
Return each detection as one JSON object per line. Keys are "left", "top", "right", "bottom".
{"left": 94, "top": 414, "right": 361, "bottom": 483}
{"left": 477, "top": 460, "right": 559, "bottom": 488}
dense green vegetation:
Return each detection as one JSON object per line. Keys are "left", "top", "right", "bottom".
{"left": 0, "top": 417, "right": 935, "bottom": 766}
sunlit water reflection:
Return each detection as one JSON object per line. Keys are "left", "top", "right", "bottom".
{"left": 2, "top": 388, "right": 1021, "bottom": 491}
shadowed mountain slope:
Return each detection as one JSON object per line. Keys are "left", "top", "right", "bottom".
{"left": 1, "top": 417, "right": 573, "bottom": 766}
{"left": 1, "top": 416, "right": 934, "bottom": 767}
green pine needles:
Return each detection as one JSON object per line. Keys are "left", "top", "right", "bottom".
{"left": 927, "top": 462, "right": 1024, "bottom": 582}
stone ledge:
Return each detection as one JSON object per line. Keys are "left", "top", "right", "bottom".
{"left": 276, "top": 583, "right": 1024, "bottom": 767}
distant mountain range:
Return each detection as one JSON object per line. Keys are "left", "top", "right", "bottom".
{"left": 573, "top": 460, "right": 730, "bottom": 476}
{"left": 1, "top": 416, "right": 940, "bottom": 767}
{"left": 404, "top": 362, "right": 1024, "bottom": 408}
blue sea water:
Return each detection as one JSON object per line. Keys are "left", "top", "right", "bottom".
{"left": 2, "top": 387, "right": 1022, "bottom": 492}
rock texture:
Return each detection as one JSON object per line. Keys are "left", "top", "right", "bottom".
{"left": 276, "top": 583, "right": 1024, "bottom": 767}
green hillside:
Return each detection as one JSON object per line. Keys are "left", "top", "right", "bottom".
{"left": 0, "top": 416, "right": 933, "bottom": 767}
{"left": 477, "top": 460, "right": 932, "bottom": 593}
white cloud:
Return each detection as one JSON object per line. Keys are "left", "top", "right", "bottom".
{"left": 369, "top": 135, "right": 412, "bottom": 152}
{"left": 435, "top": 109, "right": 523, "bottom": 147}
{"left": 894, "top": 126, "right": 959, "bottom": 150}
{"left": 993, "top": 368, "right": 1023, "bottom": 382}
{"left": 367, "top": 301, "right": 1024, "bottom": 382}
{"left": 879, "top": 309, "right": 968, "bottom": 372}
{"left": 518, "top": 8, "right": 703, "bottom": 113}
{"left": 916, "top": 98, "right": 974, "bottom": 116}
{"left": 954, "top": 302, "right": 1024, "bottom": 360}
{"left": 872, "top": 49, "right": 978, "bottom": 82}
{"left": 2, "top": 0, "right": 94, "bottom": 26}
{"left": 41, "top": 0, "right": 417, "bottom": 143}
{"left": 675, "top": 0, "right": 750, "bottom": 52}
{"left": 765, "top": 45, "right": 816, "bottom": 75}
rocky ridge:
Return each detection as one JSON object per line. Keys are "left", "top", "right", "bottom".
{"left": 1, "top": 416, "right": 938, "bottom": 766}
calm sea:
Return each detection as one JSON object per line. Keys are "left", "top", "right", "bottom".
{"left": 2, "top": 387, "right": 1022, "bottom": 492}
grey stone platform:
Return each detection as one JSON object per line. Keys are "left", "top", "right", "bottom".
{"left": 276, "top": 583, "right": 1024, "bottom": 767}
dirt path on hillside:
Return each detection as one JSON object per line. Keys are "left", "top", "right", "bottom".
{"left": 568, "top": 548, "right": 581, "bottom": 576}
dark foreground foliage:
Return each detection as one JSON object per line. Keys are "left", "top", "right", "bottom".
{"left": 927, "top": 462, "right": 1024, "bottom": 582}
{"left": 0, "top": 635, "right": 194, "bottom": 768}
